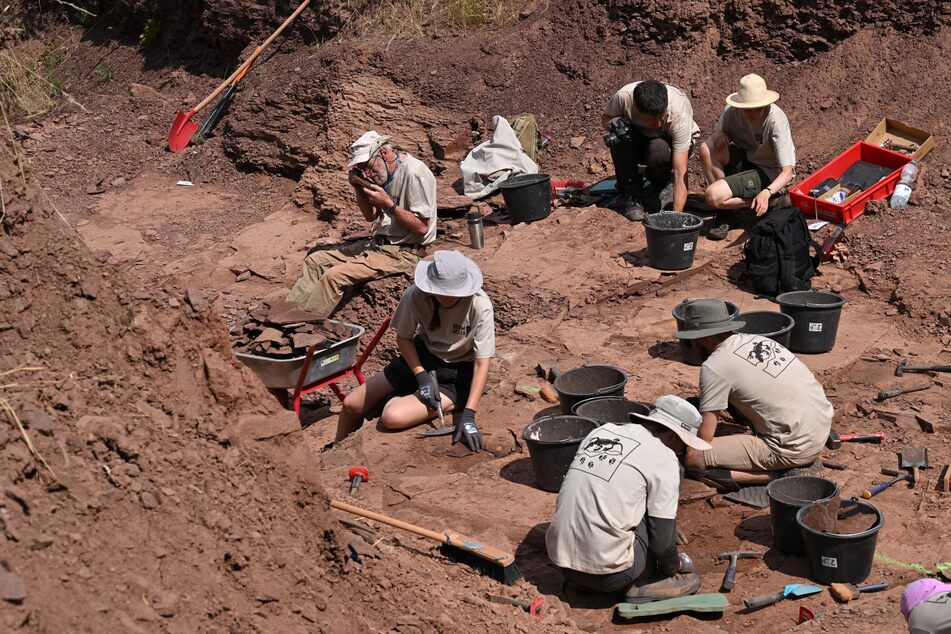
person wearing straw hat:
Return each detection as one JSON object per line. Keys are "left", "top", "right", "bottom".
{"left": 901, "top": 578, "right": 951, "bottom": 634}
{"left": 699, "top": 74, "right": 797, "bottom": 240}
{"left": 547, "top": 395, "right": 705, "bottom": 603}
{"left": 286, "top": 130, "right": 437, "bottom": 316}
{"left": 335, "top": 251, "right": 494, "bottom": 452}
{"left": 673, "top": 299, "right": 833, "bottom": 491}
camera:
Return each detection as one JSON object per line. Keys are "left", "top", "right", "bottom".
{"left": 603, "top": 118, "right": 634, "bottom": 148}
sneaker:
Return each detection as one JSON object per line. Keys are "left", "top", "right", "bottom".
{"left": 779, "top": 459, "right": 824, "bottom": 478}
{"left": 708, "top": 222, "right": 730, "bottom": 241}
{"left": 684, "top": 467, "right": 740, "bottom": 493}
{"left": 621, "top": 197, "right": 645, "bottom": 222}
{"left": 624, "top": 572, "right": 701, "bottom": 604}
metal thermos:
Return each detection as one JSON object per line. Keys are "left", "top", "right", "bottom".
{"left": 466, "top": 211, "right": 484, "bottom": 249}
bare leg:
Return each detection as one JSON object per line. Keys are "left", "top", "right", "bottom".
{"left": 728, "top": 470, "right": 776, "bottom": 486}
{"left": 380, "top": 392, "right": 456, "bottom": 430}
{"left": 704, "top": 179, "right": 754, "bottom": 211}
{"left": 336, "top": 372, "right": 394, "bottom": 442}
{"left": 699, "top": 138, "right": 729, "bottom": 186}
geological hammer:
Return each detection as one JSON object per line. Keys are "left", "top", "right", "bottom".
{"left": 826, "top": 429, "right": 885, "bottom": 450}
{"left": 875, "top": 381, "right": 932, "bottom": 402}
{"left": 896, "top": 357, "right": 951, "bottom": 377}
{"left": 717, "top": 551, "right": 761, "bottom": 591}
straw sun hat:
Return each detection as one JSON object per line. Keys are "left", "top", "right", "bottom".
{"left": 725, "top": 74, "right": 780, "bottom": 109}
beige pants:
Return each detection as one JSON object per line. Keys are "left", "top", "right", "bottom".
{"left": 703, "top": 434, "right": 819, "bottom": 471}
{"left": 286, "top": 239, "right": 420, "bottom": 317}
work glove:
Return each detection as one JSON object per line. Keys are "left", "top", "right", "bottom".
{"left": 415, "top": 370, "right": 441, "bottom": 411}
{"left": 453, "top": 408, "right": 484, "bottom": 453}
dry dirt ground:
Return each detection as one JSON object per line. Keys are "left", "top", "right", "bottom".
{"left": 2, "top": 1, "right": 951, "bottom": 632}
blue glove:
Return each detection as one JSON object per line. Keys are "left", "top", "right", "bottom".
{"left": 415, "top": 370, "right": 440, "bottom": 411}
{"left": 453, "top": 408, "right": 484, "bottom": 452}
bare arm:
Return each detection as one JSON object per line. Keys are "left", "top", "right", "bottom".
{"left": 685, "top": 410, "right": 719, "bottom": 469}
{"left": 353, "top": 185, "right": 378, "bottom": 223}
{"left": 361, "top": 184, "right": 428, "bottom": 237}
{"left": 464, "top": 358, "right": 491, "bottom": 410}
{"left": 671, "top": 150, "right": 689, "bottom": 212}
{"left": 601, "top": 114, "right": 618, "bottom": 131}
{"left": 752, "top": 166, "right": 795, "bottom": 215}
{"left": 397, "top": 335, "right": 424, "bottom": 375}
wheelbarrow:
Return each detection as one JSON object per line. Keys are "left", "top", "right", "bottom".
{"left": 236, "top": 317, "right": 391, "bottom": 417}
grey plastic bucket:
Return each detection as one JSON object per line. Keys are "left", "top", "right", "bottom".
{"left": 552, "top": 365, "right": 629, "bottom": 414}
{"left": 571, "top": 396, "right": 650, "bottom": 426}
{"left": 644, "top": 212, "right": 703, "bottom": 270}
{"left": 672, "top": 299, "right": 739, "bottom": 366}
{"left": 522, "top": 415, "right": 599, "bottom": 492}
{"left": 736, "top": 311, "right": 796, "bottom": 348}
{"left": 766, "top": 476, "right": 839, "bottom": 556}
{"left": 797, "top": 498, "right": 883, "bottom": 584}
{"left": 499, "top": 173, "right": 552, "bottom": 224}
{"left": 776, "top": 290, "right": 845, "bottom": 354}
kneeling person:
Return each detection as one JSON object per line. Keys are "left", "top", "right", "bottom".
{"left": 546, "top": 396, "right": 706, "bottom": 602}
{"left": 675, "top": 299, "right": 833, "bottom": 491}
{"left": 336, "top": 251, "right": 494, "bottom": 452}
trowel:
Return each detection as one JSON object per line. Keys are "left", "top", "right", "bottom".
{"left": 417, "top": 371, "right": 455, "bottom": 438}
{"left": 744, "top": 583, "right": 823, "bottom": 610}
{"left": 899, "top": 447, "right": 930, "bottom": 484}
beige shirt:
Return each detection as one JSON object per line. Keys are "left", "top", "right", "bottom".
{"left": 375, "top": 153, "right": 437, "bottom": 246}
{"left": 699, "top": 334, "right": 833, "bottom": 459}
{"left": 716, "top": 104, "right": 796, "bottom": 182}
{"left": 604, "top": 82, "right": 701, "bottom": 153}
{"left": 391, "top": 285, "right": 495, "bottom": 363}
{"left": 546, "top": 423, "right": 680, "bottom": 574}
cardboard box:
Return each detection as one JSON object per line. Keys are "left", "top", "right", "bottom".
{"left": 865, "top": 118, "right": 934, "bottom": 161}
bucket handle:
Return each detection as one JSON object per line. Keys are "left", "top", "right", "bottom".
{"left": 595, "top": 384, "right": 620, "bottom": 396}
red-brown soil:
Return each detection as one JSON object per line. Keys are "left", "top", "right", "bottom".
{"left": 3, "top": 1, "right": 951, "bottom": 632}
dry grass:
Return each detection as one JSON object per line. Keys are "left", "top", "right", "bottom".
{"left": 346, "top": 0, "right": 525, "bottom": 40}
{"left": 0, "top": 45, "right": 70, "bottom": 120}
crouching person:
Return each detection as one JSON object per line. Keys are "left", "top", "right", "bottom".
{"left": 335, "top": 251, "right": 494, "bottom": 452}
{"left": 546, "top": 396, "right": 708, "bottom": 603}
{"left": 674, "top": 299, "right": 833, "bottom": 491}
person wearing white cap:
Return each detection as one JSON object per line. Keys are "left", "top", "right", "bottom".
{"left": 546, "top": 395, "right": 706, "bottom": 603}
{"left": 699, "top": 74, "right": 797, "bottom": 240}
{"left": 335, "top": 251, "right": 494, "bottom": 452}
{"left": 674, "top": 299, "right": 833, "bottom": 491}
{"left": 286, "top": 131, "right": 438, "bottom": 316}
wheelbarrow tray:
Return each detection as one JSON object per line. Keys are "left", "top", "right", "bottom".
{"left": 235, "top": 320, "right": 365, "bottom": 389}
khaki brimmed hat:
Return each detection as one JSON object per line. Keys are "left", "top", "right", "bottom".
{"left": 414, "top": 250, "right": 483, "bottom": 297}
{"left": 348, "top": 131, "right": 392, "bottom": 167}
{"left": 673, "top": 299, "right": 745, "bottom": 340}
{"left": 726, "top": 74, "right": 779, "bottom": 109}
{"left": 630, "top": 395, "right": 712, "bottom": 451}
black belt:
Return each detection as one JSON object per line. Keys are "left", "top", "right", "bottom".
{"left": 372, "top": 235, "right": 424, "bottom": 251}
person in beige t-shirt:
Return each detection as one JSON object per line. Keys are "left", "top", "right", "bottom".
{"left": 699, "top": 74, "right": 797, "bottom": 241}
{"left": 674, "top": 299, "right": 833, "bottom": 492}
{"left": 602, "top": 80, "right": 700, "bottom": 220}
{"left": 336, "top": 251, "right": 494, "bottom": 453}
{"left": 286, "top": 130, "right": 437, "bottom": 316}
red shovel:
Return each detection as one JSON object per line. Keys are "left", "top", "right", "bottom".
{"left": 167, "top": 0, "right": 311, "bottom": 152}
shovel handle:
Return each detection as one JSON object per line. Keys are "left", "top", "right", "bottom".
{"left": 194, "top": 0, "right": 311, "bottom": 112}
{"left": 744, "top": 591, "right": 785, "bottom": 610}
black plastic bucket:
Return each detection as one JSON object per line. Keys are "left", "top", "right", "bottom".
{"left": 571, "top": 396, "right": 650, "bottom": 426}
{"left": 672, "top": 299, "right": 739, "bottom": 366}
{"left": 643, "top": 212, "right": 703, "bottom": 270}
{"left": 552, "top": 365, "right": 629, "bottom": 415}
{"left": 766, "top": 476, "right": 839, "bottom": 556}
{"left": 499, "top": 173, "right": 552, "bottom": 224}
{"left": 776, "top": 290, "right": 846, "bottom": 354}
{"left": 522, "top": 415, "right": 599, "bottom": 492}
{"left": 736, "top": 311, "right": 796, "bottom": 348}
{"left": 796, "top": 499, "right": 883, "bottom": 584}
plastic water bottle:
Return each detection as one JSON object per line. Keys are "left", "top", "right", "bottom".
{"left": 889, "top": 160, "right": 919, "bottom": 210}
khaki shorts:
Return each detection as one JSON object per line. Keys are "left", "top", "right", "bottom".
{"left": 703, "top": 434, "right": 819, "bottom": 471}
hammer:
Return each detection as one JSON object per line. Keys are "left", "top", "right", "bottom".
{"left": 717, "top": 551, "right": 761, "bottom": 591}
{"left": 896, "top": 357, "right": 951, "bottom": 376}
{"left": 826, "top": 429, "right": 885, "bottom": 450}
{"left": 875, "top": 381, "right": 932, "bottom": 402}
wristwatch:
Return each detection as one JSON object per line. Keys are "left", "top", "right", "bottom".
{"left": 384, "top": 201, "right": 398, "bottom": 215}
{"left": 764, "top": 186, "right": 773, "bottom": 195}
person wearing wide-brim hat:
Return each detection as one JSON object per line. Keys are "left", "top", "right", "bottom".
{"left": 673, "top": 299, "right": 833, "bottom": 492}
{"left": 699, "top": 74, "right": 797, "bottom": 241}
{"left": 336, "top": 250, "right": 494, "bottom": 452}
{"left": 547, "top": 395, "right": 705, "bottom": 603}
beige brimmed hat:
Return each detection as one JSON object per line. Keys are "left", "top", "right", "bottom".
{"left": 348, "top": 131, "right": 392, "bottom": 167}
{"left": 726, "top": 74, "right": 779, "bottom": 109}
{"left": 414, "top": 250, "right": 483, "bottom": 297}
{"left": 630, "top": 395, "right": 712, "bottom": 451}
{"left": 674, "top": 299, "right": 745, "bottom": 340}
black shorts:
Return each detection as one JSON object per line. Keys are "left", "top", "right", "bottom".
{"left": 382, "top": 339, "right": 474, "bottom": 410}
{"left": 723, "top": 145, "right": 771, "bottom": 199}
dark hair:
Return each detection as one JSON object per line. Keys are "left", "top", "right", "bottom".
{"left": 633, "top": 80, "right": 668, "bottom": 117}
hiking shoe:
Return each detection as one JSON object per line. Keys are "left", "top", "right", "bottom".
{"left": 684, "top": 467, "right": 740, "bottom": 493}
{"left": 707, "top": 214, "right": 731, "bottom": 241}
{"left": 779, "top": 459, "right": 824, "bottom": 478}
{"left": 624, "top": 572, "right": 701, "bottom": 604}
{"left": 621, "top": 197, "right": 645, "bottom": 222}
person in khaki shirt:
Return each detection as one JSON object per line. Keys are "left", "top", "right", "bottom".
{"left": 602, "top": 80, "right": 700, "bottom": 221}
{"left": 673, "top": 299, "right": 833, "bottom": 492}
{"left": 699, "top": 74, "right": 797, "bottom": 240}
{"left": 336, "top": 251, "right": 494, "bottom": 452}
{"left": 286, "top": 130, "right": 437, "bottom": 317}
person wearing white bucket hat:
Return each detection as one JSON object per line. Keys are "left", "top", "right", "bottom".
{"left": 286, "top": 130, "right": 438, "bottom": 316}
{"left": 546, "top": 395, "right": 704, "bottom": 603}
{"left": 336, "top": 251, "right": 495, "bottom": 452}
{"left": 699, "top": 74, "right": 797, "bottom": 240}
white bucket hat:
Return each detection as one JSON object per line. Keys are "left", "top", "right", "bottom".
{"left": 348, "top": 130, "right": 392, "bottom": 167}
{"left": 630, "top": 395, "right": 712, "bottom": 451}
{"left": 414, "top": 250, "right": 484, "bottom": 297}
{"left": 725, "top": 74, "right": 780, "bottom": 109}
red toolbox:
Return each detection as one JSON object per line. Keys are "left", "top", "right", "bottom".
{"left": 789, "top": 141, "right": 912, "bottom": 225}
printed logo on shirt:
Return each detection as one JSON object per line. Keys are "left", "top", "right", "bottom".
{"left": 452, "top": 323, "right": 471, "bottom": 336}
{"left": 733, "top": 338, "right": 793, "bottom": 378}
{"left": 569, "top": 429, "right": 641, "bottom": 482}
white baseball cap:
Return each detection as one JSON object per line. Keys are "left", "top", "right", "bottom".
{"left": 348, "top": 131, "right": 392, "bottom": 167}
{"left": 630, "top": 395, "right": 712, "bottom": 451}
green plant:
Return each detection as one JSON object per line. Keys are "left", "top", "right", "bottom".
{"left": 138, "top": 17, "right": 161, "bottom": 48}
{"left": 94, "top": 63, "right": 113, "bottom": 83}
{"left": 41, "top": 47, "right": 69, "bottom": 72}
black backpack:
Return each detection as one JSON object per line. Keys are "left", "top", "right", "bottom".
{"left": 743, "top": 207, "right": 821, "bottom": 297}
